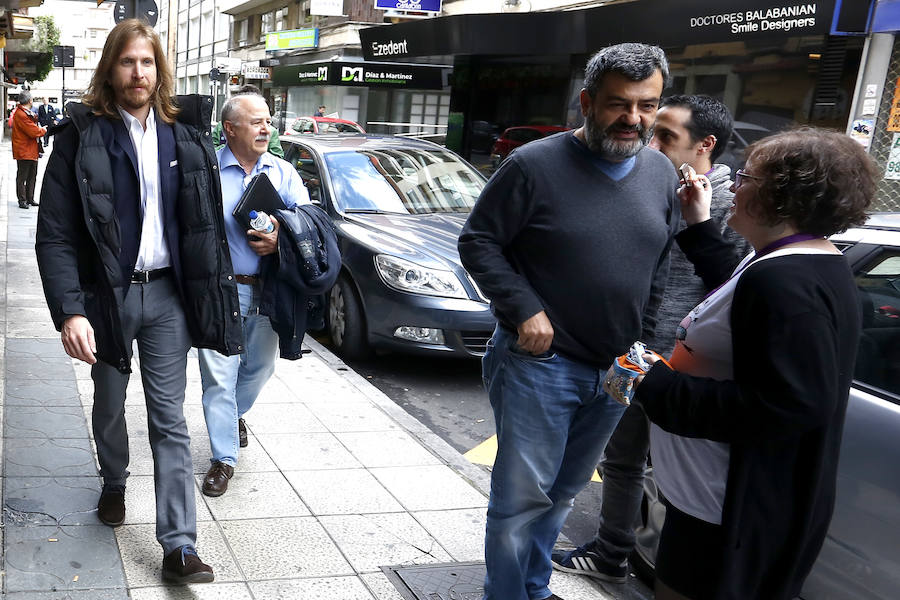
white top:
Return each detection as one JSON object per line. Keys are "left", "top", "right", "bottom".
{"left": 117, "top": 106, "right": 170, "bottom": 271}
{"left": 650, "top": 246, "right": 836, "bottom": 524}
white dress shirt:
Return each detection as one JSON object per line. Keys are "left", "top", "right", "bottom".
{"left": 117, "top": 106, "right": 170, "bottom": 271}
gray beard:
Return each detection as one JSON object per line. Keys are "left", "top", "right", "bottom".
{"left": 584, "top": 113, "right": 650, "bottom": 161}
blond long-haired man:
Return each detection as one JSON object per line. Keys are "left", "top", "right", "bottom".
{"left": 35, "top": 19, "right": 244, "bottom": 584}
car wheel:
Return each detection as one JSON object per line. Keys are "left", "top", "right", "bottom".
{"left": 327, "top": 276, "right": 371, "bottom": 360}
{"left": 630, "top": 466, "right": 666, "bottom": 584}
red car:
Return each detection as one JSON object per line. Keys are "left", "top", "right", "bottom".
{"left": 490, "top": 125, "right": 570, "bottom": 168}
{"left": 284, "top": 116, "right": 365, "bottom": 135}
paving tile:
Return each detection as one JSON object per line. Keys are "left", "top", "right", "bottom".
{"left": 284, "top": 469, "right": 403, "bottom": 515}
{"left": 6, "top": 313, "right": 59, "bottom": 338}
{"left": 257, "top": 432, "right": 362, "bottom": 471}
{"left": 241, "top": 403, "right": 327, "bottom": 434}
{"left": 411, "top": 509, "right": 487, "bottom": 562}
{"left": 360, "top": 572, "right": 406, "bottom": 600}
{"left": 220, "top": 516, "right": 353, "bottom": 579}
{"left": 4, "top": 525, "right": 125, "bottom": 592}
{"left": 304, "top": 402, "right": 402, "bottom": 432}
{"left": 370, "top": 466, "right": 488, "bottom": 511}
{"left": 5, "top": 337, "right": 69, "bottom": 358}
{"left": 4, "top": 405, "right": 89, "bottom": 439}
{"left": 200, "top": 471, "right": 309, "bottom": 520}
{"left": 116, "top": 522, "right": 242, "bottom": 587}
{"left": 249, "top": 576, "right": 376, "bottom": 599}
{"left": 120, "top": 475, "right": 212, "bottom": 524}
{"left": 129, "top": 582, "right": 253, "bottom": 599}
{"left": 549, "top": 569, "right": 614, "bottom": 598}
{"left": 319, "top": 513, "right": 452, "bottom": 573}
{"left": 5, "top": 379, "right": 80, "bottom": 406}
{"left": 4, "top": 476, "right": 102, "bottom": 527}
{"left": 4, "top": 437, "right": 98, "bottom": 477}
{"left": 6, "top": 590, "right": 130, "bottom": 600}
{"left": 336, "top": 431, "right": 442, "bottom": 468}
{"left": 6, "top": 355, "right": 75, "bottom": 380}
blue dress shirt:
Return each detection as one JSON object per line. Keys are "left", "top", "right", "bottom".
{"left": 217, "top": 144, "right": 310, "bottom": 275}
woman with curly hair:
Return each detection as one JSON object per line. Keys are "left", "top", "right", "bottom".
{"left": 633, "top": 128, "right": 875, "bottom": 600}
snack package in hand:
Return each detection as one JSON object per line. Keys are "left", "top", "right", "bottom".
{"left": 602, "top": 341, "right": 671, "bottom": 406}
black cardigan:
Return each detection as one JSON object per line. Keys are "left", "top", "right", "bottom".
{"left": 636, "top": 220, "right": 861, "bottom": 600}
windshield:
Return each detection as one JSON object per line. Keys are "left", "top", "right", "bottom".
{"left": 324, "top": 147, "right": 483, "bottom": 214}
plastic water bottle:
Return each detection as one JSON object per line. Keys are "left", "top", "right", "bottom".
{"left": 248, "top": 210, "right": 274, "bottom": 234}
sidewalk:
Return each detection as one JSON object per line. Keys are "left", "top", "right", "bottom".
{"left": 0, "top": 140, "right": 612, "bottom": 599}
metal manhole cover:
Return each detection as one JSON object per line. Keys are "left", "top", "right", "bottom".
{"left": 382, "top": 561, "right": 485, "bottom": 600}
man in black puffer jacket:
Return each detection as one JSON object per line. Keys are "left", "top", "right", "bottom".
{"left": 35, "top": 19, "right": 243, "bottom": 584}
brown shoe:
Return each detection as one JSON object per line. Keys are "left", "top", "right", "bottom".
{"left": 162, "top": 545, "right": 214, "bottom": 584}
{"left": 238, "top": 418, "right": 248, "bottom": 448}
{"left": 97, "top": 484, "right": 126, "bottom": 527}
{"left": 201, "top": 461, "right": 234, "bottom": 497}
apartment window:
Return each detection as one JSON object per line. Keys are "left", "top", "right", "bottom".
{"left": 189, "top": 16, "right": 200, "bottom": 48}
{"left": 201, "top": 10, "right": 214, "bottom": 46}
{"left": 236, "top": 18, "right": 248, "bottom": 44}
{"left": 89, "top": 50, "right": 97, "bottom": 62}
{"left": 89, "top": 29, "right": 97, "bottom": 38}
{"left": 276, "top": 7, "right": 286, "bottom": 31}
{"left": 261, "top": 11, "right": 275, "bottom": 40}
{"left": 178, "top": 21, "right": 188, "bottom": 52}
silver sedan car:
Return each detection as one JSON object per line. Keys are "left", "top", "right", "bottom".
{"left": 631, "top": 213, "right": 900, "bottom": 599}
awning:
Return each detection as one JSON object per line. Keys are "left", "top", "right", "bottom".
{"left": 360, "top": 0, "right": 840, "bottom": 61}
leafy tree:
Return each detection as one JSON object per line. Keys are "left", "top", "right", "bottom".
{"left": 23, "top": 15, "right": 60, "bottom": 82}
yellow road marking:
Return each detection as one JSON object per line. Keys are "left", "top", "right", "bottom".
{"left": 464, "top": 435, "right": 602, "bottom": 482}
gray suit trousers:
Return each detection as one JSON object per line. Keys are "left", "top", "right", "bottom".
{"left": 91, "top": 274, "right": 195, "bottom": 554}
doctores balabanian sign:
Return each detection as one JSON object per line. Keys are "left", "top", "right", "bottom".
{"left": 360, "top": 0, "right": 837, "bottom": 61}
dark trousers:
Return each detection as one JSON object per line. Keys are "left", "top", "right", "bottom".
{"left": 91, "top": 275, "right": 195, "bottom": 554}
{"left": 16, "top": 159, "right": 37, "bottom": 205}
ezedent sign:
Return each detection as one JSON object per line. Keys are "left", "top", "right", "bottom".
{"left": 690, "top": 3, "right": 820, "bottom": 35}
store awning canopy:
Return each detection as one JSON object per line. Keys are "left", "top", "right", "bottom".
{"left": 361, "top": 0, "right": 841, "bottom": 61}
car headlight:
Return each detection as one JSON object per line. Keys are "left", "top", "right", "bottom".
{"left": 374, "top": 255, "right": 468, "bottom": 299}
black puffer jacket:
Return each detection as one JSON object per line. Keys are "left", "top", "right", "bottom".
{"left": 36, "top": 95, "right": 244, "bottom": 372}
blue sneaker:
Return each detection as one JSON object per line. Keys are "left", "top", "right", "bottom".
{"left": 551, "top": 543, "right": 628, "bottom": 584}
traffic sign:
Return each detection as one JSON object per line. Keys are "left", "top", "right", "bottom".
{"left": 114, "top": 0, "right": 159, "bottom": 26}
{"left": 52, "top": 45, "right": 75, "bottom": 68}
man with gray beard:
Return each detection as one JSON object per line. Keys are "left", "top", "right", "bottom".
{"left": 458, "top": 43, "right": 679, "bottom": 600}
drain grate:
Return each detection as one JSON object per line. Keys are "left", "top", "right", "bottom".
{"left": 382, "top": 561, "right": 486, "bottom": 600}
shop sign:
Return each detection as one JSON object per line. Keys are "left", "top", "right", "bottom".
{"left": 242, "top": 65, "right": 271, "bottom": 79}
{"left": 216, "top": 56, "right": 243, "bottom": 74}
{"left": 374, "top": 0, "right": 441, "bottom": 12}
{"left": 884, "top": 133, "right": 900, "bottom": 180}
{"left": 310, "top": 0, "right": 343, "bottom": 16}
{"left": 265, "top": 28, "right": 318, "bottom": 52}
{"left": 887, "top": 77, "right": 900, "bottom": 132}
{"left": 273, "top": 61, "right": 447, "bottom": 90}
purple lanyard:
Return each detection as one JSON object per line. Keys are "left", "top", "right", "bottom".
{"left": 703, "top": 233, "right": 821, "bottom": 300}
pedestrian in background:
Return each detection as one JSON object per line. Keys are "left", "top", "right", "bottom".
{"left": 313, "top": 104, "right": 326, "bottom": 117}
{"left": 35, "top": 18, "right": 243, "bottom": 584}
{"left": 37, "top": 96, "right": 59, "bottom": 147}
{"left": 635, "top": 128, "right": 872, "bottom": 600}
{"left": 11, "top": 90, "right": 46, "bottom": 209}
{"left": 199, "top": 93, "right": 309, "bottom": 498}
{"left": 553, "top": 94, "right": 751, "bottom": 583}
{"left": 458, "top": 42, "right": 679, "bottom": 600}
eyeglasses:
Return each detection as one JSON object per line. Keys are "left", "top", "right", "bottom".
{"left": 734, "top": 169, "right": 763, "bottom": 189}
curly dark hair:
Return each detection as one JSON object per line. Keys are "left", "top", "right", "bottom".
{"left": 743, "top": 128, "right": 874, "bottom": 236}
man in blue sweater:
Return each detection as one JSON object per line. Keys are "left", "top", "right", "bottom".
{"left": 458, "top": 43, "right": 679, "bottom": 600}
{"left": 552, "top": 94, "right": 752, "bottom": 584}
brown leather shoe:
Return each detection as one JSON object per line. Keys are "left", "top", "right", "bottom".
{"left": 162, "top": 545, "right": 214, "bottom": 584}
{"left": 201, "top": 461, "right": 234, "bottom": 497}
{"left": 97, "top": 484, "right": 126, "bottom": 527}
{"left": 238, "top": 418, "right": 248, "bottom": 448}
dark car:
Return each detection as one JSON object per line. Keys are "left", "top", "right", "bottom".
{"left": 490, "top": 125, "right": 570, "bottom": 169}
{"left": 280, "top": 134, "right": 496, "bottom": 359}
{"left": 630, "top": 213, "right": 900, "bottom": 599}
